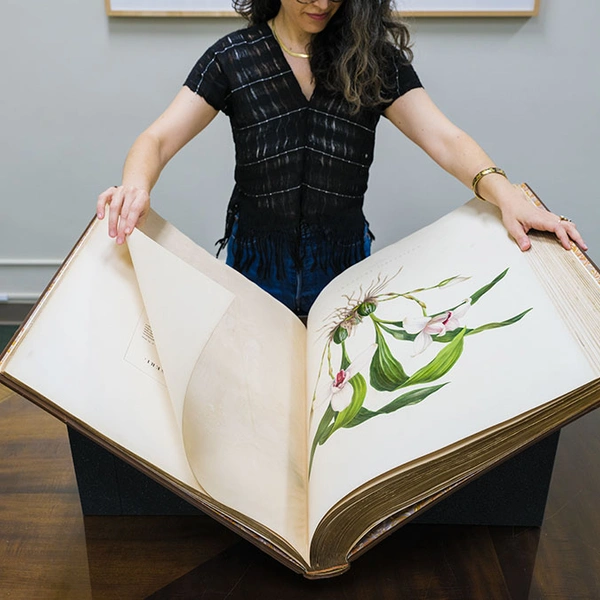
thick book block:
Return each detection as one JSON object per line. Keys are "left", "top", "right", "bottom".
{"left": 3, "top": 187, "right": 600, "bottom": 577}
{"left": 68, "top": 425, "right": 559, "bottom": 525}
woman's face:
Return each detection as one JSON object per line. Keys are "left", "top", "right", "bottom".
{"left": 277, "top": 0, "right": 344, "bottom": 36}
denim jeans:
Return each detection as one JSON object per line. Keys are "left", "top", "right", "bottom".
{"left": 226, "top": 223, "right": 372, "bottom": 316}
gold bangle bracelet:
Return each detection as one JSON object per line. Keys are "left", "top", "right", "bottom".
{"left": 472, "top": 167, "right": 507, "bottom": 202}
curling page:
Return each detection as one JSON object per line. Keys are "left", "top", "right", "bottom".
{"left": 132, "top": 212, "right": 311, "bottom": 560}
{"left": 1, "top": 217, "right": 201, "bottom": 493}
{"left": 305, "top": 199, "right": 598, "bottom": 538}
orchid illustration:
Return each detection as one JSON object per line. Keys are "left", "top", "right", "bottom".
{"left": 326, "top": 344, "right": 377, "bottom": 413}
{"left": 309, "top": 268, "right": 532, "bottom": 474}
{"left": 403, "top": 300, "right": 471, "bottom": 355}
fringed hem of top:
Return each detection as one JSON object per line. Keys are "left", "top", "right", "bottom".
{"left": 220, "top": 224, "right": 373, "bottom": 280}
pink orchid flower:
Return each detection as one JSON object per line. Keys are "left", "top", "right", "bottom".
{"left": 403, "top": 300, "right": 471, "bottom": 355}
{"left": 328, "top": 343, "right": 377, "bottom": 412}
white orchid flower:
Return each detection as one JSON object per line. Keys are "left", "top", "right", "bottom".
{"left": 328, "top": 343, "right": 377, "bottom": 413}
{"left": 403, "top": 300, "right": 471, "bottom": 355}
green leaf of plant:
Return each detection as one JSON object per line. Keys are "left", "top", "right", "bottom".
{"left": 340, "top": 341, "right": 351, "bottom": 370}
{"left": 402, "top": 327, "right": 466, "bottom": 387}
{"left": 433, "top": 309, "right": 532, "bottom": 343}
{"left": 370, "top": 324, "right": 408, "bottom": 392}
{"left": 466, "top": 308, "right": 533, "bottom": 335}
{"left": 429, "top": 269, "right": 510, "bottom": 319}
{"left": 378, "top": 323, "right": 416, "bottom": 342}
{"left": 469, "top": 268, "right": 509, "bottom": 305}
{"left": 345, "top": 383, "right": 448, "bottom": 429}
{"left": 376, "top": 383, "right": 449, "bottom": 414}
{"left": 309, "top": 404, "right": 335, "bottom": 474}
{"left": 344, "top": 406, "right": 377, "bottom": 428}
{"left": 329, "top": 372, "right": 368, "bottom": 435}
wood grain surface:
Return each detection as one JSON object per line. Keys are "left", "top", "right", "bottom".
{"left": 1, "top": 386, "right": 598, "bottom": 599}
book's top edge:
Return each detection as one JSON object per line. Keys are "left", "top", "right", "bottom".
{"left": 520, "top": 183, "right": 600, "bottom": 283}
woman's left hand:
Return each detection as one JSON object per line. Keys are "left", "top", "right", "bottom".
{"left": 498, "top": 186, "right": 587, "bottom": 252}
{"left": 385, "top": 89, "right": 589, "bottom": 254}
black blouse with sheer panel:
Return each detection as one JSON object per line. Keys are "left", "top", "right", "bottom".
{"left": 184, "top": 23, "right": 422, "bottom": 278}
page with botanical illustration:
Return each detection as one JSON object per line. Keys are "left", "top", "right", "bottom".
{"left": 305, "top": 201, "right": 597, "bottom": 536}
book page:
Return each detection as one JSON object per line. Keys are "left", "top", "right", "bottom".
{"left": 1, "top": 219, "right": 200, "bottom": 491}
{"left": 2, "top": 213, "right": 310, "bottom": 559}
{"left": 126, "top": 229, "right": 235, "bottom": 431}
{"left": 136, "top": 212, "right": 310, "bottom": 559}
{"left": 305, "top": 199, "right": 599, "bottom": 538}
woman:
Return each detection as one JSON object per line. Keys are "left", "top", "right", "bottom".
{"left": 97, "top": 0, "right": 585, "bottom": 315}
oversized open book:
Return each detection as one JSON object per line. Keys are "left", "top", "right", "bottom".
{"left": 1, "top": 185, "right": 600, "bottom": 578}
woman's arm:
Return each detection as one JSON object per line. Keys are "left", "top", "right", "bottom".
{"left": 97, "top": 87, "right": 219, "bottom": 244}
{"left": 384, "top": 88, "right": 586, "bottom": 251}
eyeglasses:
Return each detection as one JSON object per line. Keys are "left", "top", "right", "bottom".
{"left": 296, "top": 0, "right": 344, "bottom": 4}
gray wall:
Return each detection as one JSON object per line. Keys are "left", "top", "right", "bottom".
{"left": 1, "top": 0, "right": 599, "bottom": 301}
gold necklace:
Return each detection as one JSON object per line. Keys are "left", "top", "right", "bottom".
{"left": 271, "top": 20, "right": 310, "bottom": 59}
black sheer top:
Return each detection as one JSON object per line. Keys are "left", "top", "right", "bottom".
{"left": 184, "top": 23, "right": 422, "bottom": 276}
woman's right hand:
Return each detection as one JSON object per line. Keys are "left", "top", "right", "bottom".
{"left": 96, "top": 184, "right": 150, "bottom": 245}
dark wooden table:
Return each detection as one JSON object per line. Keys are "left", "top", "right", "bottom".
{"left": 1, "top": 386, "right": 599, "bottom": 599}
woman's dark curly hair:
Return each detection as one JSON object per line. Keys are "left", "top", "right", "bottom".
{"left": 232, "top": 0, "right": 413, "bottom": 113}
